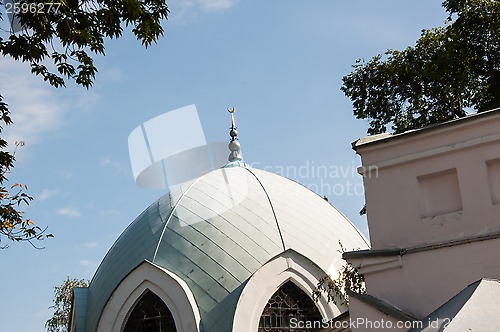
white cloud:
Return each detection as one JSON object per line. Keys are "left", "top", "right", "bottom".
{"left": 170, "top": 0, "right": 237, "bottom": 22}
{"left": 80, "top": 259, "right": 96, "bottom": 267}
{"left": 0, "top": 58, "right": 65, "bottom": 149}
{"left": 38, "top": 189, "right": 57, "bottom": 201}
{"left": 101, "top": 156, "right": 117, "bottom": 166}
{"left": 57, "top": 206, "right": 81, "bottom": 217}
{"left": 101, "top": 68, "right": 124, "bottom": 82}
{"left": 80, "top": 259, "right": 98, "bottom": 274}
{"left": 101, "top": 155, "right": 129, "bottom": 175}
{"left": 83, "top": 241, "right": 98, "bottom": 249}
{"left": 74, "top": 241, "right": 98, "bottom": 250}
{"left": 101, "top": 209, "right": 119, "bottom": 216}
{"left": 198, "top": 0, "right": 236, "bottom": 12}
{"left": 58, "top": 170, "right": 74, "bottom": 179}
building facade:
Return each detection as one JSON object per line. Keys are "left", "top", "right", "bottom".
{"left": 344, "top": 108, "right": 500, "bottom": 331}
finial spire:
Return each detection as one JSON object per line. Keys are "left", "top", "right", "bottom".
{"left": 228, "top": 107, "right": 243, "bottom": 162}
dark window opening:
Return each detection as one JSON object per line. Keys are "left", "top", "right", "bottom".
{"left": 123, "top": 290, "right": 177, "bottom": 332}
{"left": 258, "top": 281, "right": 323, "bottom": 332}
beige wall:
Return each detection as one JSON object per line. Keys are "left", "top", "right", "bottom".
{"left": 358, "top": 238, "right": 500, "bottom": 319}
{"left": 356, "top": 110, "right": 500, "bottom": 249}
{"left": 350, "top": 109, "right": 500, "bottom": 322}
{"left": 348, "top": 297, "right": 407, "bottom": 331}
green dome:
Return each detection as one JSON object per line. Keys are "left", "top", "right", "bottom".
{"left": 85, "top": 165, "right": 368, "bottom": 332}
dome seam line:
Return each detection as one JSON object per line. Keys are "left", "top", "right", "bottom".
{"left": 244, "top": 168, "right": 286, "bottom": 252}
{"left": 152, "top": 177, "right": 205, "bottom": 262}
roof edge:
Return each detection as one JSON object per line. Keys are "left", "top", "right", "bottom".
{"left": 352, "top": 107, "right": 500, "bottom": 152}
{"left": 343, "top": 229, "right": 500, "bottom": 259}
{"left": 347, "top": 290, "right": 418, "bottom": 321}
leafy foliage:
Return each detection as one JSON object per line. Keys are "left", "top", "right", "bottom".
{"left": 0, "top": 95, "right": 53, "bottom": 247}
{"left": 46, "top": 277, "right": 89, "bottom": 332}
{"left": 313, "top": 242, "right": 365, "bottom": 306}
{"left": 1, "top": 0, "right": 169, "bottom": 88}
{"left": 0, "top": 0, "right": 168, "bottom": 247}
{"left": 0, "top": 180, "right": 54, "bottom": 248}
{"left": 341, "top": 0, "right": 499, "bottom": 134}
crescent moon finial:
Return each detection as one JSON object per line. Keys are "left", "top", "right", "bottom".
{"left": 228, "top": 107, "right": 235, "bottom": 114}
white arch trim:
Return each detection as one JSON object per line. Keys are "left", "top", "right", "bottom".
{"left": 97, "top": 260, "right": 201, "bottom": 332}
{"left": 232, "top": 250, "right": 343, "bottom": 332}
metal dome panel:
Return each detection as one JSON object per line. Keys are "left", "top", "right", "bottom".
{"left": 85, "top": 165, "right": 368, "bottom": 332}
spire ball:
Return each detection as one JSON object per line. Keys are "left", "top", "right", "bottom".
{"left": 227, "top": 106, "right": 243, "bottom": 162}
{"left": 229, "top": 140, "right": 241, "bottom": 151}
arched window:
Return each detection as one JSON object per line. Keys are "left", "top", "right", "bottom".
{"left": 124, "top": 290, "right": 177, "bottom": 332}
{"left": 258, "top": 281, "right": 323, "bottom": 331}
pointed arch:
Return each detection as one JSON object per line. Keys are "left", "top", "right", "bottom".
{"left": 258, "top": 280, "right": 323, "bottom": 331}
{"left": 232, "top": 250, "right": 344, "bottom": 332}
{"left": 97, "top": 260, "right": 200, "bottom": 332}
{"left": 123, "top": 289, "right": 177, "bottom": 331}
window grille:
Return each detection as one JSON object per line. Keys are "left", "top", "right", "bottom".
{"left": 124, "top": 290, "right": 177, "bottom": 332}
{"left": 258, "top": 281, "right": 323, "bottom": 331}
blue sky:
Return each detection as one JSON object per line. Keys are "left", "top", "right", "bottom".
{"left": 1, "top": 1, "right": 447, "bottom": 330}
